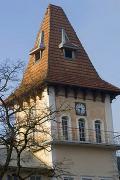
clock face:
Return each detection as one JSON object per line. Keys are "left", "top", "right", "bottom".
{"left": 75, "top": 103, "right": 86, "bottom": 116}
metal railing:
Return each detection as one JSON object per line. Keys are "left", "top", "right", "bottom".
{"left": 51, "top": 127, "right": 120, "bottom": 146}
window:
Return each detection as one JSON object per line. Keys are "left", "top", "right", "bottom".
{"left": 64, "top": 48, "right": 75, "bottom": 59}
{"left": 62, "top": 116, "right": 69, "bottom": 140}
{"left": 30, "top": 176, "right": 41, "bottom": 180}
{"left": 35, "top": 50, "right": 43, "bottom": 62}
{"left": 7, "top": 175, "right": 18, "bottom": 180}
{"left": 65, "top": 48, "right": 72, "bottom": 58}
{"left": 95, "top": 120, "right": 102, "bottom": 143}
{"left": 7, "top": 175, "right": 12, "bottom": 180}
{"left": 81, "top": 177, "right": 93, "bottom": 180}
{"left": 59, "top": 28, "right": 78, "bottom": 59}
{"left": 13, "top": 177, "right": 18, "bottom": 180}
{"left": 35, "top": 52, "right": 40, "bottom": 62}
{"left": 100, "top": 178, "right": 112, "bottom": 180}
{"left": 64, "top": 177, "right": 74, "bottom": 180}
{"left": 78, "top": 119, "right": 85, "bottom": 141}
{"left": 82, "top": 178, "right": 93, "bottom": 180}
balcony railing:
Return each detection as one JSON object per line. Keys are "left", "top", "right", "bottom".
{"left": 51, "top": 127, "right": 120, "bottom": 148}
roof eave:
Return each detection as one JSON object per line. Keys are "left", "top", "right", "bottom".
{"left": 29, "top": 46, "right": 45, "bottom": 55}
{"left": 46, "top": 81, "right": 120, "bottom": 96}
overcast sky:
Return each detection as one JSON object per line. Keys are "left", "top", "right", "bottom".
{"left": 0, "top": 0, "right": 120, "bottom": 131}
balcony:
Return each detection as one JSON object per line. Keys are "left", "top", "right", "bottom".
{"left": 51, "top": 127, "right": 120, "bottom": 150}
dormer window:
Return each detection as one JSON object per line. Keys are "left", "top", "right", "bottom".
{"left": 35, "top": 52, "right": 40, "bottom": 61}
{"left": 35, "top": 50, "right": 43, "bottom": 62}
{"left": 64, "top": 48, "right": 75, "bottom": 59}
{"left": 59, "top": 28, "right": 79, "bottom": 60}
{"left": 29, "top": 30, "right": 45, "bottom": 63}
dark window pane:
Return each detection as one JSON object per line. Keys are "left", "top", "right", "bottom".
{"left": 95, "top": 121, "right": 102, "bottom": 143}
{"left": 14, "top": 176, "right": 18, "bottom": 180}
{"left": 65, "top": 49, "right": 73, "bottom": 58}
{"left": 30, "top": 176, "right": 35, "bottom": 180}
{"left": 35, "top": 52, "right": 40, "bottom": 61}
{"left": 62, "top": 117, "right": 69, "bottom": 140}
{"left": 78, "top": 119, "right": 85, "bottom": 141}
{"left": 64, "top": 177, "right": 74, "bottom": 180}
{"left": 36, "top": 176, "right": 41, "bottom": 180}
{"left": 64, "top": 178, "right": 69, "bottom": 180}
{"left": 7, "top": 175, "right": 12, "bottom": 180}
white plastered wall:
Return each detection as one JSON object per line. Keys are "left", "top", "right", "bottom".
{"left": 105, "top": 95, "right": 113, "bottom": 132}
{"left": 34, "top": 87, "right": 58, "bottom": 166}
{"left": 34, "top": 87, "right": 55, "bottom": 166}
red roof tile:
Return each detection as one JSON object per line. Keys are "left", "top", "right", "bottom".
{"left": 12, "top": 4, "right": 120, "bottom": 97}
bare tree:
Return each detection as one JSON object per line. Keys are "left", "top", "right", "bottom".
{"left": 0, "top": 61, "right": 70, "bottom": 179}
{"left": 0, "top": 60, "right": 24, "bottom": 177}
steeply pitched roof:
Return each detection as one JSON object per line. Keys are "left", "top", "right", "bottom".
{"left": 12, "top": 4, "right": 120, "bottom": 97}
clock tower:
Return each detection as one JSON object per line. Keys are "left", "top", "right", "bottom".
{"left": 75, "top": 103, "right": 86, "bottom": 116}
{"left": 10, "top": 4, "right": 120, "bottom": 180}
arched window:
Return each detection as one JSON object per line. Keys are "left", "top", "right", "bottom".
{"left": 95, "top": 120, "right": 102, "bottom": 143}
{"left": 78, "top": 118, "right": 85, "bottom": 141}
{"left": 62, "top": 116, "right": 69, "bottom": 140}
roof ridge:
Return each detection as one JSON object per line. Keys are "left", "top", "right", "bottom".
{"left": 48, "top": 4, "right": 63, "bottom": 9}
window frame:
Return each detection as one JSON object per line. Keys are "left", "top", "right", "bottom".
{"left": 95, "top": 120, "right": 102, "bottom": 143}
{"left": 78, "top": 118, "right": 86, "bottom": 141}
{"left": 63, "top": 176, "right": 74, "bottom": 180}
{"left": 7, "top": 175, "right": 18, "bottom": 180}
{"left": 35, "top": 51, "right": 40, "bottom": 62}
{"left": 62, "top": 116, "right": 69, "bottom": 140}
{"left": 93, "top": 119, "right": 105, "bottom": 143}
{"left": 35, "top": 50, "right": 43, "bottom": 62}
{"left": 76, "top": 116, "right": 88, "bottom": 142}
{"left": 60, "top": 115, "right": 72, "bottom": 141}
{"left": 30, "top": 175, "right": 41, "bottom": 180}
{"left": 99, "top": 177, "right": 112, "bottom": 180}
{"left": 63, "top": 48, "right": 75, "bottom": 60}
{"left": 81, "top": 176, "right": 94, "bottom": 180}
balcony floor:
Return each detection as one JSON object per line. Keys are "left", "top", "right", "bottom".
{"left": 51, "top": 139, "right": 120, "bottom": 150}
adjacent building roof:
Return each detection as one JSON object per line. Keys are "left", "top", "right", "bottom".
{"left": 0, "top": 147, "right": 48, "bottom": 170}
{"left": 11, "top": 4, "right": 120, "bottom": 98}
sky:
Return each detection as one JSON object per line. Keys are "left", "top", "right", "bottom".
{"left": 0, "top": 0, "right": 120, "bottom": 131}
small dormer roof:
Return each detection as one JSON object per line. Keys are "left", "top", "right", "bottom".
{"left": 59, "top": 28, "right": 79, "bottom": 50}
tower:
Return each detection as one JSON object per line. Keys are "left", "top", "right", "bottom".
{"left": 11, "top": 4, "right": 120, "bottom": 180}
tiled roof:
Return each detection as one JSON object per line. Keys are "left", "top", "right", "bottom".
{"left": 12, "top": 4, "right": 120, "bottom": 97}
